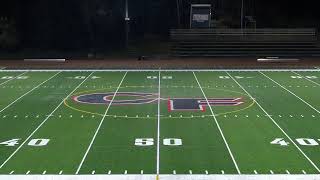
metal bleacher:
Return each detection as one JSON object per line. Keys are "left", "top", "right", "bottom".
{"left": 170, "top": 28, "right": 320, "bottom": 57}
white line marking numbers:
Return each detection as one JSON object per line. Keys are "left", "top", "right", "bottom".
{"left": 291, "top": 76, "right": 318, "bottom": 79}
{"left": 0, "top": 138, "right": 50, "bottom": 147}
{"left": 135, "top": 138, "right": 154, "bottom": 146}
{"left": 1, "top": 76, "right": 29, "bottom": 80}
{"left": 147, "top": 76, "right": 172, "bottom": 79}
{"left": 271, "top": 138, "right": 320, "bottom": 146}
{"left": 0, "top": 139, "right": 20, "bottom": 147}
{"left": 135, "top": 138, "right": 182, "bottom": 146}
{"left": 219, "top": 76, "right": 253, "bottom": 79}
{"left": 270, "top": 138, "right": 290, "bottom": 146}
{"left": 147, "top": 76, "right": 157, "bottom": 79}
{"left": 162, "top": 76, "right": 172, "bottom": 79}
{"left": 67, "top": 76, "right": 100, "bottom": 80}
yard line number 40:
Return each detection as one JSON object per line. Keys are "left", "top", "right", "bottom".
{"left": 271, "top": 138, "right": 320, "bottom": 146}
{"left": 0, "top": 139, "right": 50, "bottom": 147}
{"left": 1, "top": 76, "right": 29, "bottom": 80}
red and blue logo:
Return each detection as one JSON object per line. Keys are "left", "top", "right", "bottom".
{"left": 73, "top": 92, "right": 244, "bottom": 112}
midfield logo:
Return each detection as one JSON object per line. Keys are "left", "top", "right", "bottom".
{"left": 168, "top": 98, "right": 243, "bottom": 112}
{"left": 73, "top": 92, "right": 244, "bottom": 112}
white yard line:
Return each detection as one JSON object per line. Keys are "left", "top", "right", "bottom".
{"left": 291, "top": 71, "right": 320, "bottom": 86}
{"left": 156, "top": 71, "right": 161, "bottom": 177}
{"left": 76, "top": 72, "right": 128, "bottom": 174}
{"left": 0, "top": 71, "right": 61, "bottom": 115}
{"left": 193, "top": 71, "right": 241, "bottom": 174}
{"left": 0, "top": 71, "right": 28, "bottom": 86}
{"left": 260, "top": 71, "right": 320, "bottom": 114}
{"left": 226, "top": 71, "right": 320, "bottom": 173}
{"left": 0, "top": 72, "right": 93, "bottom": 169}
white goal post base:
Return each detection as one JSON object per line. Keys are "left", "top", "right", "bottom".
{"left": 24, "top": 59, "right": 66, "bottom": 62}
{"left": 257, "top": 57, "right": 300, "bottom": 63}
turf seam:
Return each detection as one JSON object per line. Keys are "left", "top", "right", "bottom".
{"left": 0, "top": 71, "right": 93, "bottom": 169}
{"left": 226, "top": 71, "right": 320, "bottom": 173}
{"left": 291, "top": 71, "right": 320, "bottom": 87}
{"left": 0, "top": 71, "right": 28, "bottom": 86}
{"left": 0, "top": 71, "right": 61, "bottom": 116}
{"left": 75, "top": 71, "right": 128, "bottom": 174}
{"left": 260, "top": 71, "right": 320, "bottom": 114}
{"left": 1, "top": 69, "right": 320, "bottom": 72}
{"left": 193, "top": 71, "right": 241, "bottom": 174}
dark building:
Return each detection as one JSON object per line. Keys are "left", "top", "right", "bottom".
{"left": 0, "top": 0, "right": 319, "bottom": 51}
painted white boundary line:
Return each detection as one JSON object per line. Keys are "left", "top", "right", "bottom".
{"left": 76, "top": 72, "right": 128, "bottom": 174}
{"left": 0, "top": 71, "right": 93, "bottom": 168}
{"left": 226, "top": 71, "right": 320, "bottom": 173}
{"left": 0, "top": 71, "right": 28, "bottom": 86}
{"left": 156, "top": 71, "right": 161, "bottom": 177}
{"left": 291, "top": 71, "right": 320, "bottom": 86}
{"left": 1, "top": 175, "right": 320, "bottom": 180}
{"left": 0, "top": 71, "right": 61, "bottom": 115}
{"left": 193, "top": 71, "right": 241, "bottom": 174}
{"left": 260, "top": 71, "right": 320, "bottom": 114}
{"left": 0, "top": 69, "right": 320, "bottom": 72}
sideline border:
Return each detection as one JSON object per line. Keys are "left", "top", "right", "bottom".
{"left": 0, "top": 175, "right": 319, "bottom": 180}
{"left": 0, "top": 69, "right": 320, "bottom": 72}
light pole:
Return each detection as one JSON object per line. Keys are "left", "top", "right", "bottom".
{"left": 125, "top": 0, "right": 130, "bottom": 49}
{"left": 176, "top": 0, "right": 181, "bottom": 28}
{"left": 240, "top": 0, "right": 244, "bottom": 30}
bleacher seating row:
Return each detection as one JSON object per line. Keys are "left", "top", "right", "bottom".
{"left": 170, "top": 29, "right": 320, "bottom": 57}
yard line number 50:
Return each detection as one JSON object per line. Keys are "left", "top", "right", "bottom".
{"left": 135, "top": 138, "right": 182, "bottom": 146}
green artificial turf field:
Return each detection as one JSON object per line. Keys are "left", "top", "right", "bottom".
{"left": 0, "top": 69, "right": 320, "bottom": 176}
